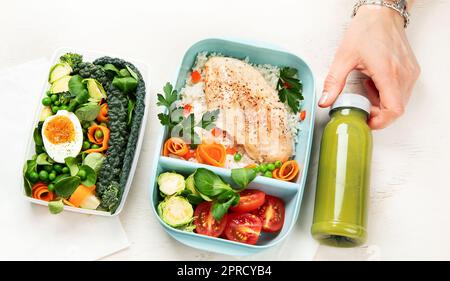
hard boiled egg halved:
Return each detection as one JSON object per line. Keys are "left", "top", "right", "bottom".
{"left": 42, "top": 110, "right": 83, "bottom": 163}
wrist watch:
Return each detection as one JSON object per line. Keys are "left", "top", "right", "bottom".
{"left": 352, "top": 0, "right": 410, "bottom": 28}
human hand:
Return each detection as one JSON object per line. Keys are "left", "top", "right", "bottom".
{"left": 319, "top": 5, "right": 420, "bottom": 129}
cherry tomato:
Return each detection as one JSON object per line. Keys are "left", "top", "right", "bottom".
{"left": 230, "top": 189, "right": 265, "bottom": 213}
{"left": 224, "top": 213, "right": 262, "bottom": 245}
{"left": 191, "top": 70, "right": 201, "bottom": 83}
{"left": 194, "top": 202, "right": 228, "bottom": 237}
{"left": 253, "top": 195, "right": 285, "bottom": 232}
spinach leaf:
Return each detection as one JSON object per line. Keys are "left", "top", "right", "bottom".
{"left": 231, "top": 168, "right": 257, "bottom": 191}
{"left": 54, "top": 176, "right": 80, "bottom": 197}
{"left": 112, "top": 76, "right": 138, "bottom": 94}
{"left": 68, "top": 75, "right": 89, "bottom": 111}
{"left": 102, "top": 64, "right": 120, "bottom": 76}
{"left": 193, "top": 168, "right": 232, "bottom": 197}
{"left": 119, "top": 68, "right": 131, "bottom": 77}
{"left": 79, "top": 165, "right": 97, "bottom": 187}
{"left": 36, "top": 153, "right": 53, "bottom": 166}
{"left": 127, "top": 97, "right": 135, "bottom": 125}
{"left": 212, "top": 193, "right": 240, "bottom": 221}
{"left": 22, "top": 162, "right": 34, "bottom": 196}
{"left": 64, "top": 157, "right": 79, "bottom": 176}
{"left": 75, "top": 104, "right": 101, "bottom": 121}
{"left": 33, "top": 126, "right": 43, "bottom": 146}
{"left": 126, "top": 65, "right": 139, "bottom": 81}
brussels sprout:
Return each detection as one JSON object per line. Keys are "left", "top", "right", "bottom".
{"left": 157, "top": 172, "right": 185, "bottom": 196}
{"left": 158, "top": 196, "right": 193, "bottom": 227}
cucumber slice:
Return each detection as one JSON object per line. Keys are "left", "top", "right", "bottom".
{"left": 83, "top": 78, "right": 106, "bottom": 101}
{"left": 48, "top": 63, "right": 72, "bottom": 83}
{"left": 50, "top": 75, "right": 71, "bottom": 93}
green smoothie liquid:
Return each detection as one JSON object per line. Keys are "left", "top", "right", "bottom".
{"left": 311, "top": 107, "right": 372, "bottom": 247}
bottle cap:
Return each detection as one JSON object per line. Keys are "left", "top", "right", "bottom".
{"left": 331, "top": 93, "right": 371, "bottom": 114}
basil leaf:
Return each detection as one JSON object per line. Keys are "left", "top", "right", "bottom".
{"left": 112, "top": 76, "right": 138, "bottom": 94}
{"left": 79, "top": 165, "right": 97, "bottom": 187}
{"left": 102, "top": 64, "right": 120, "bottom": 76}
{"left": 36, "top": 153, "right": 54, "bottom": 165}
{"left": 54, "top": 176, "right": 81, "bottom": 197}
{"left": 64, "top": 157, "right": 79, "bottom": 176}
{"left": 193, "top": 168, "right": 232, "bottom": 197}
{"left": 231, "top": 168, "right": 257, "bottom": 191}
{"left": 75, "top": 104, "right": 101, "bottom": 121}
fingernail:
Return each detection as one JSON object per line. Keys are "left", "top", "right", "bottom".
{"left": 319, "top": 92, "right": 329, "bottom": 105}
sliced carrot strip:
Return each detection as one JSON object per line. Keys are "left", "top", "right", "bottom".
{"left": 245, "top": 164, "right": 257, "bottom": 169}
{"left": 69, "top": 185, "right": 96, "bottom": 208}
{"left": 226, "top": 146, "right": 237, "bottom": 155}
{"left": 272, "top": 160, "right": 300, "bottom": 182}
{"left": 163, "top": 137, "right": 189, "bottom": 157}
{"left": 85, "top": 125, "right": 110, "bottom": 153}
{"left": 96, "top": 103, "right": 109, "bottom": 123}
{"left": 63, "top": 199, "right": 76, "bottom": 207}
{"left": 196, "top": 143, "right": 226, "bottom": 167}
{"left": 31, "top": 182, "right": 54, "bottom": 202}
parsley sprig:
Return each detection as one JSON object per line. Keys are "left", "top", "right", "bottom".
{"left": 277, "top": 67, "right": 304, "bottom": 113}
{"left": 157, "top": 82, "right": 219, "bottom": 146}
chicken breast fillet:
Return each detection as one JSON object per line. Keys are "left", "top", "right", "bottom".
{"left": 203, "top": 56, "right": 293, "bottom": 163}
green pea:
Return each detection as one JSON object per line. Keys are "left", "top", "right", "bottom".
{"left": 50, "top": 94, "right": 58, "bottom": 102}
{"left": 82, "top": 141, "right": 91, "bottom": 150}
{"left": 43, "top": 165, "right": 53, "bottom": 173}
{"left": 60, "top": 105, "right": 68, "bottom": 111}
{"left": 51, "top": 106, "right": 59, "bottom": 114}
{"left": 47, "top": 183, "right": 55, "bottom": 192}
{"left": 275, "top": 160, "right": 282, "bottom": 168}
{"left": 53, "top": 164, "right": 63, "bottom": 173}
{"left": 29, "top": 171, "right": 39, "bottom": 182}
{"left": 39, "top": 170, "right": 49, "bottom": 181}
{"left": 42, "top": 97, "right": 52, "bottom": 106}
{"left": 46, "top": 91, "right": 52, "bottom": 97}
{"left": 62, "top": 167, "right": 69, "bottom": 174}
{"left": 264, "top": 171, "right": 273, "bottom": 178}
{"left": 95, "top": 129, "right": 103, "bottom": 139}
{"left": 234, "top": 153, "right": 242, "bottom": 162}
{"left": 48, "top": 172, "right": 56, "bottom": 181}
{"left": 259, "top": 164, "right": 268, "bottom": 173}
{"left": 267, "top": 163, "right": 275, "bottom": 171}
{"left": 77, "top": 170, "right": 87, "bottom": 180}
{"left": 54, "top": 100, "right": 61, "bottom": 106}
{"left": 91, "top": 144, "right": 100, "bottom": 149}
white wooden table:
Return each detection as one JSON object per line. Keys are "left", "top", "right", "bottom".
{"left": 1, "top": 0, "right": 449, "bottom": 260}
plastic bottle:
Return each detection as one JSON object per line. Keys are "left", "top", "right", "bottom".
{"left": 311, "top": 93, "right": 372, "bottom": 247}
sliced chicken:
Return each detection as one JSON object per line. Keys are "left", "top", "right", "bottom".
{"left": 203, "top": 56, "right": 293, "bottom": 163}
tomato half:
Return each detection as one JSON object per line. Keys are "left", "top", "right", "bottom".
{"left": 253, "top": 195, "right": 285, "bottom": 232}
{"left": 224, "top": 213, "right": 262, "bottom": 245}
{"left": 230, "top": 189, "right": 265, "bottom": 213}
{"left": 194, "top": 202, "right": 227, "bottom": 237}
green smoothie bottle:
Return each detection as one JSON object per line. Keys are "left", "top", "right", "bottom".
{"left": 311, "top": 93, "right": 372, "bottom": 247}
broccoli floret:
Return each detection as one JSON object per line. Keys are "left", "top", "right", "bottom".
{"left": 59, "top": 53, "right": 83, "bottom": 73}
{"left": 100, "top": 182, "right": 120, "bottom": 211}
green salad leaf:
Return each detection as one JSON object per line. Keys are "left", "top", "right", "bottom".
{"left": 75, "top": 104, "right": 101, "bottom": 121}
{"left": 64, "top": 157, "right": 79, "bottom": 176}
{"left": 54, "top": 176, "right": 80, "bottom": 197}
{"left": 36, "top": 153, "right": 53, "bottom": 166}
{"left": 78, "top": 165, "right": 97, "bottom": 187}
{"left": 231, "top": 168, "right": 257, "bottom": 191}
{"left": 112, "top": 76, "right": 138, "bottom": 94}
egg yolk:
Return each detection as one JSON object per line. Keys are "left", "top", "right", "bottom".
{"left": 44, "top": 116, "right": 75, "bottom": 144}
